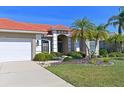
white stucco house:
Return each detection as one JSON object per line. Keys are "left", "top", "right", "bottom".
{"left": 0, "top": 18, "right": 99, "bottom": 62}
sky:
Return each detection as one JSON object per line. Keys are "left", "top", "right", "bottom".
{"left": 0, "top": 6, "right": 120, "bottom": 32}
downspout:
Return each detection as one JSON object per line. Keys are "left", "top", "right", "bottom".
{"left": 41, "top": 39, "right": 42, "bottom": 53}
{"left": 48, "top": 40, "right": 51, "bottom": 54}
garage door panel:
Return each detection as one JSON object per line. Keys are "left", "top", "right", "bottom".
{"left": 0, "top": 38, "right": 32, "bottom": 62}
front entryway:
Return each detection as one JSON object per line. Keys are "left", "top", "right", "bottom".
{"left": 58, "top": 35, "right": 68, "bottom": 54}
{"left": 0, "top": 38, "right": 32, "bottom": 62}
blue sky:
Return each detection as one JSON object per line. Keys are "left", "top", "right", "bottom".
{"left": 0, "top": 6, "right": 120, "bottom": 32}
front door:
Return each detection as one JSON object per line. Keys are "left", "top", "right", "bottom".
{"left": 57, "top": 35, "right": 68, "bottom": 54}
{"left": 58, "top": 41, "right": 63, "bottom": 53}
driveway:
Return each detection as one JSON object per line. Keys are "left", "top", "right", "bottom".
{"left": 0, "top": 61, "right": 73, "bottom": 87}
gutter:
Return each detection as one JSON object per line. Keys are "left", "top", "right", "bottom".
{"left": 0, "top": 29, "right": 47, "bottom": 34}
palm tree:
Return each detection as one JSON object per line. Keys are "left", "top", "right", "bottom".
{"left": 119, "top": 7, "right": 124, "bottom": 12}
{"left": 108, "top": 34, "right": 124, "bottom": 52}
{"left": 107, "top": 9, "right": 124, "bottom": 52}
{"left": 107, "top": 10, "right": 124, "bottom": 34}
{"left": 107, "top": 33, "right": 118, "bottom": 51}
{"left": 93, "top": 24, "right": 109, "bottom": 55}
{"left": 72, "top": 17, "right": 95, "bottom": 56}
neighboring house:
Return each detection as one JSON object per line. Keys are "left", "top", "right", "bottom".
{"left": 0, "top": 18, "right": 99, "bottom": 62}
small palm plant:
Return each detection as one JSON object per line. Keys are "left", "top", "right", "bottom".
{"left": 93, "top": 24, "right": 109, "bottom": 55}
{"left": 72, "top": 17, "right": 95, "bottom": 57}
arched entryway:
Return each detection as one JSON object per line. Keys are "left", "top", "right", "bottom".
{"left": 58, "top": 35, "right": 68, "bottom": 54}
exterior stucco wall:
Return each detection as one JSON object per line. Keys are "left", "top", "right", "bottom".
{"left": 0, "top": 32, "right": 36, "bottom": 39}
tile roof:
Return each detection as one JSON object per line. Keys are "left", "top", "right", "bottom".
{"left": 0, "top": 18, "right": 70, "bottom": 32}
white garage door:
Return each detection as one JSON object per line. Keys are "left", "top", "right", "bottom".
{"left": 0, "top": 38, "right": 32, "bottom": 62}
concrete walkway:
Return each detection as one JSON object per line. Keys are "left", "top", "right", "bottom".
{"left": 0, "top": 61, "right": 73, "bottom": 87}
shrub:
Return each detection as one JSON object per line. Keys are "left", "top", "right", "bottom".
{"left": 77, "top": 51, "right": 86, "bottom": 58}
{"left": 63, "top": 56, "right": 73, "bottom": 62}
{"left": 34, "top": 53, "right": 54, "bottom": 61}
{"left": 116, "top": 52, "right": 124, "bottom": 57}
{"left": 99, "top": 49, "right": 108, "bottom": 57}
{"left": 51, "top": 52, "right": 62, "bottom": 57}
{"left": 108, "top": 52, "right": 124, "bottom": 57}
{"left": 108, "top": 52, "right": 117, "bottom": 57}
{"left": 103, "top": 57, "right": 110, "bottom": 63}
{"left": 112, "top": 57, "right": 124, "bottom": 60}
{"left": 77, "top": 51, "right": 85, "bottom": 56}
{"left": 34, "top": 53, "right": 46, "bottom": 61}
{"left": 44, "top": 52, "right": 54, "bottom": 60}
{"left": 67, "top": 51, "right": 83, "bottom": 59}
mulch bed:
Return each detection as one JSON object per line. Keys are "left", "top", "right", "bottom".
{"left": 51, "top": 59, "right": 83, "bottom": 66}
{"left": 51, "top": 58, "right": 114, "bottom": 66}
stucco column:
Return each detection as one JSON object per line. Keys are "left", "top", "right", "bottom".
{"left": 85, "top": 40, "right": 90, "bottom": 56}
{"left": 48, "top": 40, "right": 51, "bottom": 54}
{"left": 36, "top": 34, "right": 42, "bottom": 54}
{"left": 75, "top": 40, "right": 80, "bottom": 52}
{"left": 53, "top": 32, "right": 58, "bottom": 52}
{"left": 68, "top": 37, "right": 71, "bottom": 52}
{"left": 95, "top": 40, "right": 99, "bottom": 55}
{"left": 32, "top": 38, "right": 36, "bottom": 60}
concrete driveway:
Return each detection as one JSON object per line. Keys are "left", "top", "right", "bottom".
{"left": 0, "top": 61, "right": 73, "bottom": 87}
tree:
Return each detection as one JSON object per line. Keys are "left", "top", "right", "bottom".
{"left": 119, "top": 7, "right": 124, "bottom": 12}
{"left": 72, "top": 17, "right": 95, "bottom": 57}
{"left": 107, "top": 8, "right": 124, "bottom": 52}
{"left": 108, "top": 34, "right": 124, "bottom": 52}
{"left": 93, "top": 24, "right": 109, "bottom": 55}
{"left": 107, "top": 9, "right": 124, "bottom": 34}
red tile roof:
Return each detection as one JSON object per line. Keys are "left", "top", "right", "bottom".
{"left": 0, "top": 18, "right": 70, "bottom": 32}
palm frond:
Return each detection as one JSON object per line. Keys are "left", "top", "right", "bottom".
{"left": 72, "top": 17, "right": 95, "bottom": 41}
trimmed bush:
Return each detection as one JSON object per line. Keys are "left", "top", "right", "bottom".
{"left": 34, "top": 53, "right": 54, "bottom": 61}
{"left": 99, "top": 49, "right": 108, "bottom": 57}
{"left": 51, "top": 52, "right": 62, "bottom": 57}
{"left": 34, "top": 53, "right": 46, "bottom": 61}
{"left": 44, "top": 52, "right": 54, "bottom": 60}
{"left": 67, "top": 51, "right": 83, "bottom": 59}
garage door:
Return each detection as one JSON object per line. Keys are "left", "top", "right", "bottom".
{"left": 0, "top": 38, "right": 32, "bottom": 62}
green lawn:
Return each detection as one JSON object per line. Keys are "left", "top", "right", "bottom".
{"left": 47, "top": 60, "right": 124, "bottom": 87}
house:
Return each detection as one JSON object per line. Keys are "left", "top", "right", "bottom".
{"left": 0, "top": 18, "right": 99, "bottom": 62}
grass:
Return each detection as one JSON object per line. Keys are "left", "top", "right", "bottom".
{"left": 47, "top": 59, "right": 124, "bottom": 87}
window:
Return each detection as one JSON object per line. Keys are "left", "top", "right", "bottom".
{"left": 36, "top": 40, "right": 39, "bottom": 46}
{"left": 42, "top": 40, "right": 49, "bottom": 52}
{"left": 90, "top": 41, "right": 95, "bottom": 52}
{"left": 56, "top": 30, "right": 68, "bottom": 34}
